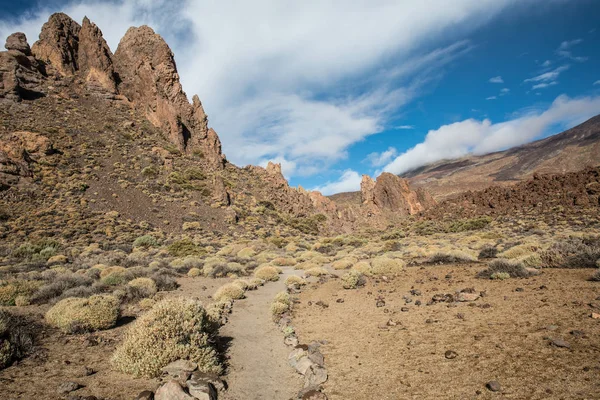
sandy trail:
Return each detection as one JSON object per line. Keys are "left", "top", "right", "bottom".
{"left": 220, "top": 267, "right": 304, "bottom": 400}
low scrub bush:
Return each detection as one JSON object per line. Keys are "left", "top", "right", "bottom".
{"left": 341, "top": 270, "right": 366, "bottom": 289}
{"left": 305, "top": 267, "right": 329, "bottom": 277}
{"left": 132, "top": 235, "right": 158, "bottom": 248}
{"left": 371, "top": 257, "right": 405, "bottom": 275}
{"left": 351, "top": 261, "right": 373, "bottom": 276}
{"left": 478, "top": 245, "right": 498, "bottom": 259}
{"left": 213, "top": 283, "right": 245, "bottom": 302}
{"left": 111, "top": 297, "right": 220, "bottom": 378}
{"left": 332, "top": 256, "right": 358, "bottom": 270}
{"left": 46, "top": 295, "right": 120, "bottom": 334}
{"left": 477, "top": 259, "right": 535, "bottom": 279}
{"left": 167, "top": 240, "right": 205, "bottom": 257}
{"left": 285, "top": 275, "right": 306, "bottom": 287}
{"left": 540, "top": 237, "right": 600, "bottom": 268}
{"left": 127, "top": 278, "right": 157, "bottom": 297}
{"left": 428, "top": 250, "right": 476, "bottom": 264}
{"left": 0, "top": 310, "right": 36, "bottom": 369}
{"left": 254, "top": 265, "right": 280, "bottom": 281}
{"left": 447, "top": 216, "right": 492, "bottom": 233}
{"left": 271, "top": 257, "right": 297, "bottom": 267}
{"left": 0, "top": 280, "right": 42, "bottom": 306}
{"left": 30, "top": 273, "right": 93, "bottom": 304}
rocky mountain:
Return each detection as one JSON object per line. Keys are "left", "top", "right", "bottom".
{"left": 0, "top": 13, "right": 434, "bottom": 241}
{"left": 403, "top": 115, "right": 600, "bottom": 199}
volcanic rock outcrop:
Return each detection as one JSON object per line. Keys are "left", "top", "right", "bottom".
{"left": 113, "top": 26, "right": 224, "bottom": 169}
{"left": 1, "top": 33, "right": 45, "bottom": 101}
{"left": 360, "top": 173, "right": 435, "bottom": 215}
{"left": 3, "top": 13, "right": 225, "bottom": 170}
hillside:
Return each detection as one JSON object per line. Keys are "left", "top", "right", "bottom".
{"left": 403, "top": 115, "right": 600, "bottom": 199}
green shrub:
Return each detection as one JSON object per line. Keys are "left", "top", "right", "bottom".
{"left": 332, "top": 257, "right": 358, "bottom": 270}
{"left": 187, "top": 268, "right": 202, "bottom": 277}
{"left": 477, "top": 259, "right": 534, "bottom": 279}
{"left": 168, "top": 240, "right": 205, "bottom": 257}
{"left": 213, "top": 283, "right": 245, "bottom": 302}
{"left": 371, "top": 257, "right": 405, "bottom": 275}
{"left": 254, "top": 265, "right": 280, "bottom": 281}
{"left": 46, "top": 295, "right": 120, "bottom": 334}
{"left": 341, "top": 270, "right": 365, "bottom": 289}
{"left": 111, "top": 298, "right": 220, "bottom": 378}
{"left": 274, "top": 291, "right": 291, "bottom": 306}
{"left": 0, "top": 280, "right": 41, "bottom": 306}
{"left": 285, "top": 275, "right": 306, "bottom": 287}
{"left": 490, "top": 272, "right": 510, "bottom": 280}
{"left": 270, "top": 301, "right": 289, "bottom": 320}
{"left": 127, "top": 278, "right": 157, "bottom": 296}
{"left": 428, "top": 250, "right": 476, "bottom": 264}
{"left": 447, "top": 216, "right": 492, "bottom": 233}
{"left": 141, "top": 165, "right": 159, "bottom": 177}
{"left": 305, "top": 267, "right": 329, "bottom": 277}
{"left": 133, "top": 235, "right": 158, "bottom": 248}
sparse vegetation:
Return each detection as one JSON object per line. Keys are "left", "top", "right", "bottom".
{"left": 477, "top": 259, "right": 535, "bottom": 279}
{"left": 0, "top": 310, "right": 36, "bottom": 370}
{"left": 341, "top": 270, "right": 366, "bottom": 289}
{"left": 213, "top": 283, "right": 245, "bottom": 302}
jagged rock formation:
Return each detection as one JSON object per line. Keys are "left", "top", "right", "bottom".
{"left": 360, "top": 173, "right": 435, "bottom": 215}
{"left": 31, "top": 13, "right": 80, "bottom": 76}
{"left": 113, "top": 26, "right": 224, "bottom": 169}
{"left": 1, "top": 33, "right": 45, "bottom": 101}
{"left": 3, "top": 13, "right": 224, "bottom": 170}
{"left": 78, "top": 17, "right": 117, "bottom": 93}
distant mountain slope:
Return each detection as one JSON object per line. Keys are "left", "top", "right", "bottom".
{"left": 401, "top": 115, "right": 600, "bottom": 199}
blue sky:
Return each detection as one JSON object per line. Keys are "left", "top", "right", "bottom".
{"left": 1, "top": 0, "right": 599, "bottom": 194}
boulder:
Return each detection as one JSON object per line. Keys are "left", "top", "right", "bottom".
{"left": 186, "top": 372, "right": 219, "bottom": 400}
{"left": 5, "top": 32, "right": 31, "bottom": 55}
{"left": 155, "top": 380, "right": 195, "bottom": 400}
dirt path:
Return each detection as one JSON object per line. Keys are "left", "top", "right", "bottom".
{"left": 220, "top": 267, "right": 304, "bottom": 400}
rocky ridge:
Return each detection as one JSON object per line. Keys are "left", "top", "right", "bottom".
{"left": 0, "top": 12, "right": 434, "bottom": 235}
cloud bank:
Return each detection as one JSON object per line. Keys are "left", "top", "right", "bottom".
{"left": 382, "top": 95, "right": 600, "bottom": 175}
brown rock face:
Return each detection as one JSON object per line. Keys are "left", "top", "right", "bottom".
{"left": 113, "top": 26, "right": 224, "bottom": 169}
{"left": 5, "top": 33, "right": 31, "bottom": 55}
{"left": 78, "top": 17, "right": 116, "bottom": 93}
{"left": 361, "top": 172, "right": 435, "bottom": 215}
{"left": 1, "top": 33, "right": 44, "bottom": 101}
{"left": 0, "top": 131, "right": 54, "bottom": 189}
{"left": 31, "top": 13, "right": 81, "bottom": 76}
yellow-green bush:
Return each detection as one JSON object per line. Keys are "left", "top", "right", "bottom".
{"left": 341, "top": 270, "right": 365, "bottom": 289}
{"left": 111, "top": 298, "right": 220, "bottom": 378}
{"left": 351, "top": 261, "right": 373, "bottom": 276}
{"left": 271, "top": 257, "right": 297, "bottom": 267}
{"left": 254, "top": 265, "right": 280, "bottom": 281}
{"left": 332, "top": 256, "right": 358, "bottom": 270}
{"left": 46, "top": 295, "right": 120, "bottom": 334}
{"left": 274, "top": 291, "right": 291, "bottom": 305}
{"left": 187, "top": 267, "right": 202, "bottom": 277}
{"left": 270, "top": 301, "right": 289, "bottom": 320}
{"left": 232, "top": 279, "right": 249, "bottom": 291}
{"left": 128, "top": 278, "right": 157, "bottom": 296}
{"left": 0, "top": 280, "right": 41, "bottom": 306}
{"left": 371, "top": 257, "right": 405, "bottom": 275}
{"left": 236, "top": 247, "right": 256, "bottom": 259}
{"left": 500, "top": 243, "right": 539, "bottom": 259}
{"left": 285, "top": 275, "right": 306, "bottom": 287}
{"left": 213, "top": 283, "right": 245, "bottom": 302}
{"left": 305, "top": 267, "right": 328, "bottom": 277}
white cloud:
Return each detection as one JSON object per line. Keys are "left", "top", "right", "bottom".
{"left": 532, "top": 81, "right": 558, "bottom": 90}
{"left": 541, "top": 60, "right": 552, "bottom": 67}
{"left": 556, "top": 38, "right": 588, "bottom": 62}
{"left": 365, "top": 147, "right": 398, "bottom": 167}
{"left": 394, "top": 125, "right": 415, "bottom": 130}
{"left": 489, "top": 76, "right": 504, "bottom": 83}
{"left": 312, "top": 169, "right": 363, "bottom": 196}
{"left": 486, "top": 96, "right": 497, "bottom": 100}
{"left": 524, "top": 65, "right": 569, "bottom": 83}
{"left": 0, "top": 0, "right": 528, "bottom": 180}
{"left": 382, "top": 94, "right": 600, "bottom": 175}
{"left": 500, "top": 88, "right": 510, "bottom": 96}
{"left": 594, "top": 80, "right": 600, "bottom": 86}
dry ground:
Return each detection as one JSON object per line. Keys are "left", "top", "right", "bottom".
{"left": 293, "top": 265, "right": 600, "bottom": 400}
